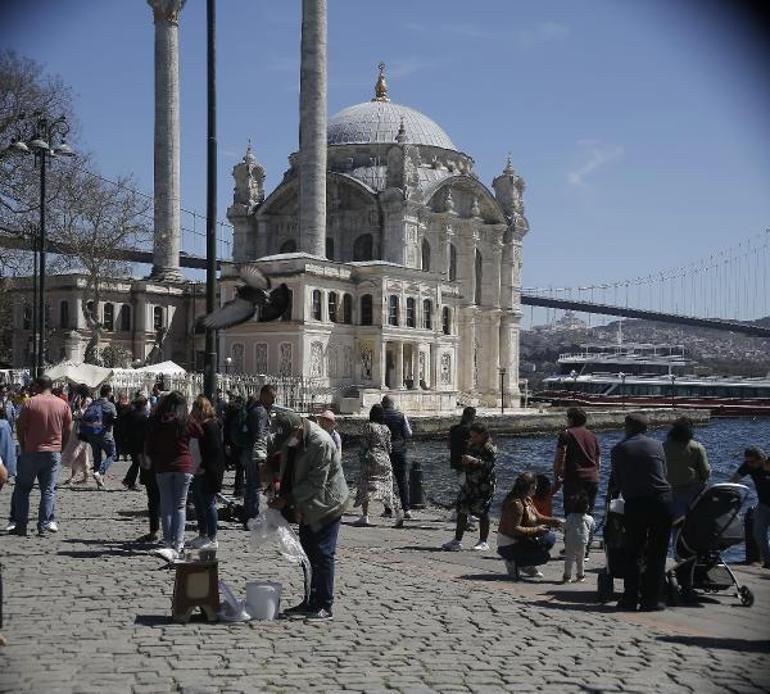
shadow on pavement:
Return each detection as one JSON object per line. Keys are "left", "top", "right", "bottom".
{"left": 529, "top": 597, "right": 615, "bottom": 614}
{"left": 58, "top": 543, "right": 146, "bottom": 559}
{"left": 134, "top": 614, "right": 173, "bottom": 626}
{"left": 657, "top": 635, "right": 770, "bottom": 653}
{"left": 395, "top": 546, "right": 454, "bottom": 553}
{"left": 458, "top": 573, "right": 511, "bottom": 582}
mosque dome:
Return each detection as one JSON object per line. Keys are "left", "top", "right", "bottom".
{"left": 326, "top": 64, "right": 457, "bottom": 151}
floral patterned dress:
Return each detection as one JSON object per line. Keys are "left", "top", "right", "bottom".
{"left": 456, "top": 441, "right": 497, "bottom": 516}
{"left": 355, "top": 422, "right": 398, "bottom": 510}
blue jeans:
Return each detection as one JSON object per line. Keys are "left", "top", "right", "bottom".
{"left": 241, "top": 448, "right": 260, "bottom": 524}
{"left": 299, "top": 516, "right": 342, "bottom": 612}
{"left": 753, "top": 502, "right": 770, "bottom": 566}
{"left": 14, "top": 452, "right": 61, "bottom": 532}
{"left": 87, "top": 435, "right": 115, "bottom": 476}
{"left": 497, "top": 531, "right": 556, "bottom": 567}
{"left": 156, "top": 472, "right": 193, "bottom": 551}
{"left": 192, "top": 476, "right": 218, "bottom": 540}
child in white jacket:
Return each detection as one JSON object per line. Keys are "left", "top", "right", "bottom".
{"left": 563, "top": 493, "right": 595, "bottom": 583}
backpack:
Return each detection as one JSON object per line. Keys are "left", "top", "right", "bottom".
{"left": 79, "top": 401, "right": 105, "bottom": 437}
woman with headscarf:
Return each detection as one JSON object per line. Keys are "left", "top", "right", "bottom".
{"left": 663, "top": 416, "right": 710, "bottom": 520}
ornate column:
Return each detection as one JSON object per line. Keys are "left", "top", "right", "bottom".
{"left": 500, "top": 312, "right": 522, "bottom": 406}
{"left": 395, "top": 341, "right": 405, "bottom": 389}
{"left": 484, "top": 311, "right": 501, "bottom": 405}
{"left": 298, "top": 0, "right": 327, "bottom": 256}
{"left": 376, "top": 341, "right": 387, "bottom": 389}
{"left": 429, "top": 342, "right": 439, "bottom": 390}
{"left": 148, "top": 0, "right": 186, "bottom": 282}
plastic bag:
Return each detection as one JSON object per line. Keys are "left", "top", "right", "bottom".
{"left": 249, "top": 501, "right": 312, "bottom": 602}
{"left": 217, "top": 580, "right": 251, "bottom": 622}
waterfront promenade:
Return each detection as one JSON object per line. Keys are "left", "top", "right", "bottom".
{"left": 1, "top": 465, "right": 768, "bottom": 694}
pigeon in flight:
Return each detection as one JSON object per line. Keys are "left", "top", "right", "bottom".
{"left": 199, "top": 264, "right": 291, "bottom": 329}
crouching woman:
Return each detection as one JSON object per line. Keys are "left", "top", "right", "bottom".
{"left": 497, "top": 472, "right": 562, "bottom": 579}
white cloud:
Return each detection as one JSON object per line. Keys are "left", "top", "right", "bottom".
{"left": 515, "top": 21, "right": 570, "bottom": 49}
{"left": 568, "top": 140, "right": 625, "bottom": 186}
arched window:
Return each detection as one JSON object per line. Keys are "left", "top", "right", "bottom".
{"left": 103, "top": 303, "right": 115, "bottom": 331}
{"left": 360, "top": 294, "right": 373, "bottom": 326}
{"left": 153, "top": 306, "right": 164, "bottom": 331}
{"left": 474, "top": 249, "right": 482, "bottom": 305}
{"left": 281, "top": 288, "right": 293, "bottom": 321}
{"left": 442, "top": 306, "right": 451, "bottom": 335}
{"left": 342, "top": 294, "right": 353, "bottom": 324}
{"left": 421, "top": 239, "right": 431, "bottom": 272}
{"left": 353, "top": 233, "right": 373, "bottom": 261}
{"left": 120, "top": 305, "right": 131, "bottom": 332}
{"left": 326, "top": 237, "right": 335, "bottom": 261}
{"left": 448, "top": 243, "right": 457, "bottom": 281}
{"left": 406, "top": 297, "right": 416, "bottom": 328}
{"left": 388, "top": 296, "right": 400, "bottom": 326}
{"left": 423, "top": 299, "right": 432, "bottom": 330}
{"left": 328, "top": 291, "right": 338, "bottom": 323}
{"left": 59, "top": 300, "right": 70, "bottom": 329}
{"left": 280, "top": 239, "right": 298, "bottom": 253}
{"left": 312, "top": 289, "right": 323, "bottom": 321}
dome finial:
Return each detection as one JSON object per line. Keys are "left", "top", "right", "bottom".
{"left": 373, "top": 62, "right": 390, "bottom": 102}
{"left": 244, "top": 138, "right": 255, "bottom": 164}
{"left": 503, "top": 152, "right": 514, "bottom": 175}
{"left": 395, "top": 116, "right": 407, "bottom": 143}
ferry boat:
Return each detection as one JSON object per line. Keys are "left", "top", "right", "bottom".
{"left": 536, "top": 344, "right": 770, "bottom": 417}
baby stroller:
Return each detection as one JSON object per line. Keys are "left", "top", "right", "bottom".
{"left": 597, "top": 497, "right": 630, "bottom": 603}
{"left": 666, "top": 482, "right": 754, "bottom": 607}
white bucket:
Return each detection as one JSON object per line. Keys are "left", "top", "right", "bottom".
{"left": 245, "top": 580, "right": 282, "bottom": 620}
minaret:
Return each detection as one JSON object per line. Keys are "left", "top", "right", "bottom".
{"left": 148, "top": 0, "right": 185, "bottom": 282}
{"left": 298, "top": 0, "right": 327, "bottom": 257}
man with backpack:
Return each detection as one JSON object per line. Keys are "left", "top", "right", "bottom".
{"left": 80, "top": 384, "right": 118, "bottom": 489}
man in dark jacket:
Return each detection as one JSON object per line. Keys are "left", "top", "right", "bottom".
{"left": 609, "top": 413, "right": 673, "bottom": 612}
{"left": 382, "top": 395, "right": 412, "bottom": 520}
{"left": 241, "top": 385, "right": 275, "bottom": 528}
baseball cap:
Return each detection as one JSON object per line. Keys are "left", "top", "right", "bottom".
{"left": 271, "top": 411, "right": 304, "bottom": 449}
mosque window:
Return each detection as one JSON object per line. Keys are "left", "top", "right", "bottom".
{"left": 421, "top": 239, "right": 431, "bottom": 272}
{"left": 449, "top": 243, "right": 457, "bottom": 281}
{"left": 388, "top": 296, "right": 400, "bottom": 326}
{"left": 103, "top": 303, "right": 115, "bottom": 332}
{"left": 474, "top": 249, "right": 483, "bottom": 305}
{"left": 353, "top": 233, "right": 373, "bottom": 261}
{"left": 406, "top": 297, "right": 416, "bottom": 327}
{"left": 59, "top": 300, "right": 70, "bottom": 330}
{"left": 423, "top": 300, "right": 432, "bottom": 330}
{"left": 120, "top": 305, "right": 131, "bottom": 332}
{"left": 442, "top": 306, "right": 451, "bottom": 335}
{"left": 326, "top": 237, "right": 335, "bottom": 261}
{"left": 281, "top": 288, "right": 293, "bottom": 321}
{"left": 312, "top": 289, "right": 323, "bottom": 321}
{"left": 280, "top": 239, "right": 298, "bottom": 253}
{"left": 360, "top": 294, "right": 373, "bottom": 326}
{"left": 342, "top": 294, "right": 353, "bottom": 324}
{"left": 153, "top": 306, "right": 164, "bottom": 331}
{"left": 328, "top": 291, "right": 338, "bottom": 322}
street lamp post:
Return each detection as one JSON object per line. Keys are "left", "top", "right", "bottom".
{"left": 6, "top": 111, "right": 75, "bottom": 376}
{"left": 619, "top": 372, "right": 626, "bottom": 409}
{"left": 570, "top": 369, "right": 578, "bottom": 402}
{"left": 499, "top": 367, "right": 507, "bottom": 415}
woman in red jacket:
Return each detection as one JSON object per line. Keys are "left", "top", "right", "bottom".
{"left": 146, "top": 391, "right": 201, "bottom": 562}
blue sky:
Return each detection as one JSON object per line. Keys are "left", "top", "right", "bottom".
{"left": 3, "top": 0, "right": 769, "bottom": 320}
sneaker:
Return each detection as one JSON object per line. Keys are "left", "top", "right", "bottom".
{"left": 352, "top": 515, "right": 370, "bottom": 527}
{"left": 136, "top": 532, "right": 159, "bottom": 543}
{"left": 403, "top": 510, "right": 412, "bottom": 520}
{"left": 519, "top": 566, "right": 543, "bottom": 578}
{"left": 562, "top": 575, "right": 572, "bottom": 584}
{"left": 5, "top": 522, "right": 16, "bottom": 532}
{"left": 8, "top": 526, "right": 27, "bottom": 537}
{"left": 576, "top": 574, "right": 586, "bottom": 583}
{"left": 186, "top": 535, "right": 208, "bottom": 549}
{"left": 93, "top": 472, "right": 105, "bottom": 489}
{"left": 153, "top": 547, "right": 178, "bottom": 563}
{"left": 283, "top": 602, "right": 314, "bottom": 618}
{"left": 305, "top": 608, "right": 333, "bottom": 622}
{"left": 44, "top": 521, "right": 59, "bottom": 533}
{"left": 442, "top": 539, "right": 463, "bottom": 551}
{"left": 472, "top": 541, "right": 490, "bottom": 551}
{"left": 197, "top": 539, "right": 218, "bottom": 551}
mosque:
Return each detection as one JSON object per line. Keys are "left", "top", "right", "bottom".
{"left": 221, "top": 67, "right": 529, "bottom": 413}
{"left": 8, "top": 2, "right": 529, "bottom": 415}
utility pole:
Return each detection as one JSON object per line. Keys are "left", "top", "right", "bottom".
{"left": 204, "top": 0, "right": 218, "bottom": 398}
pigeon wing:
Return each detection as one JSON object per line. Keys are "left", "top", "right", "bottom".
{"left": 199, "top": 296, "right": 256, "bottom": 329}
{"left": 257, "top": 283, "right": 291, "bottom": 322}
{"left": 239, "top": 264, "right": 271, "bottom": 291}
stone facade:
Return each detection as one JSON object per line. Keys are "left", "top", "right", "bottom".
{"left": 225, "top": 73, "right": 529, "bottom": 411}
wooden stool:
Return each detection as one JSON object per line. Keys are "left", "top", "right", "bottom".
{"left": 171, "top": 559, "right": 220, "bottom": 623}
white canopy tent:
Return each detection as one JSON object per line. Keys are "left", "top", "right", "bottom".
{"left": 44, "top": 361, "right": 114, "bottom": 389}
{"left": 134, "top": 361, "right": 187, "bottom": 375}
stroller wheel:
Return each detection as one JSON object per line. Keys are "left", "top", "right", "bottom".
{"left": 738, "top": 586, "right": 754, "bottom": 607}
{"left": 597, "top": 570, "right": 613, "bottom": 604}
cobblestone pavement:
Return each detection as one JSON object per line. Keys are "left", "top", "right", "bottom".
{"left": 1, "top": 463, "right": 769, "bottom": 694}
